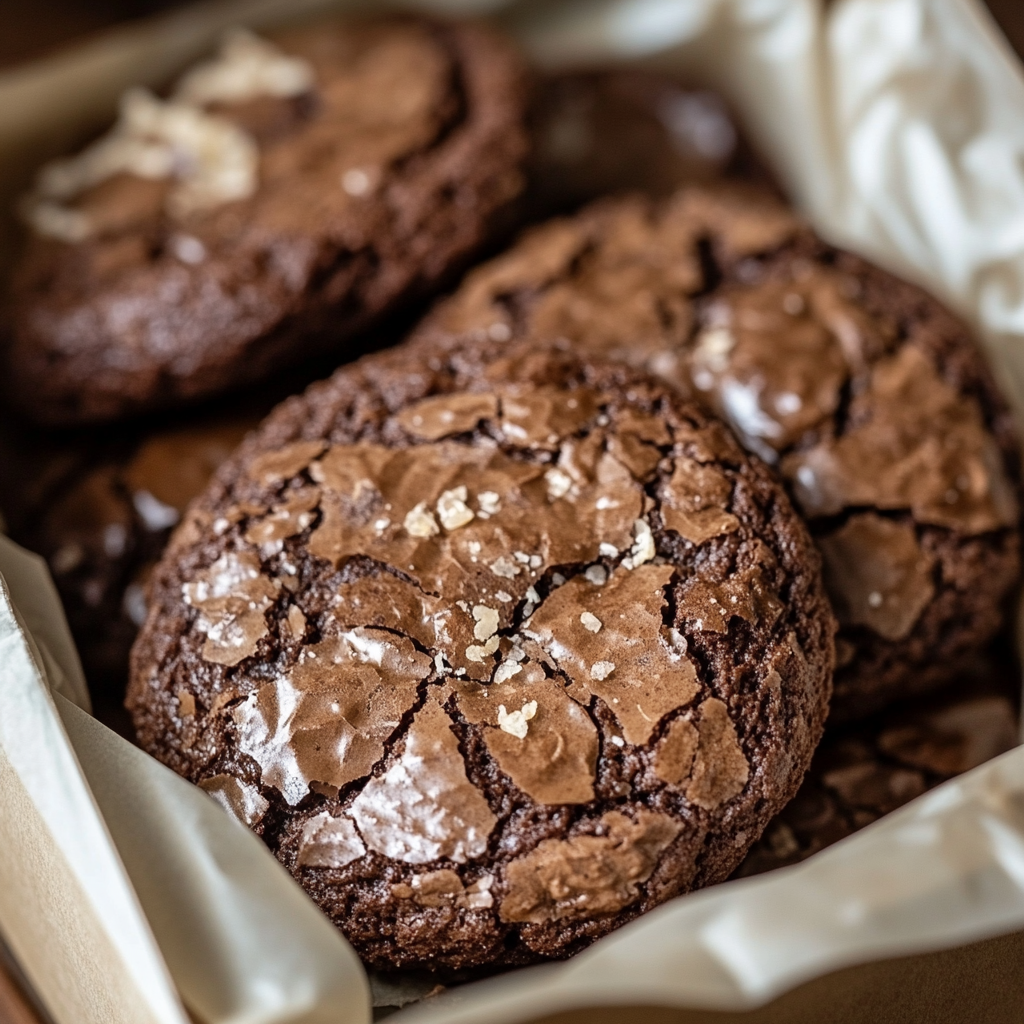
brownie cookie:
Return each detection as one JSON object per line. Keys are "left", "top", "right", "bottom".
{"left": 735, "top": 643, "right": 1020, "bottom": 877}
{"left": 406, "top": 185, "right": 1021, "bottom": 719}
{"left": 2, "top": 414, "right": 253, "bottom": 705}
{"left": 127, "top": 340, "right": 834, "bottom": 972}
{"left": 527, "top": 70, "right": 763, "bottom": 216}
{"left": 7, "top": 15, "right": 529, "bottom": 424}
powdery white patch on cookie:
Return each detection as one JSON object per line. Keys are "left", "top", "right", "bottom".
{"left": 297, "top": 811, "right": 366, "bottom": 869}
{"left": 232, "top": 628, "right": 431, "bottom": 805}
{"left": 350, "top": 701, "right": 496, "bottom": 864}
{"left": 199, "top": 774, "right": 269, "bottom": 827}
{"left": 183, "top": 550, "right": 280, "bottom": 665}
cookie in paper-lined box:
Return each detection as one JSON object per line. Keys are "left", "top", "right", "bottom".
{"left": 5, "top": 14, "right": 529, "bottom": 424}
{"left": 405, "top": 183, "right": 1022, "bottom": 720}
{"left": 126, "top": 339, "right": 834, "bottom": 972}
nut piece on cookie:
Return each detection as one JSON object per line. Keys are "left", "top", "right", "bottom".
{"left": 8, "top": 15, "right": 530, "bottom": 424}
{"left": 127, "top": 344, "right": 834, "bottom": 973}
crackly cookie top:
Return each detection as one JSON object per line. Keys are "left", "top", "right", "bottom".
{"left": 129, "top": 352, "right": 833, "bottom": 969}
{"left": 408, "top": 184, "right": 1020, "bottom": 720}
{"left": 174, "top": 385, "right": 762, "bottom": 816}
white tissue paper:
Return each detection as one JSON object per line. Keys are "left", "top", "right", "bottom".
{"left": 2, "top": 0, "right": 1024, "bottom": 1022}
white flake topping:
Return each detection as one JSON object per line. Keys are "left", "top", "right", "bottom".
{"left": 545, "top": 467, "right": 573, "bottom": 500}
{"left": 404, "top": 502, "right": 439, "bottom": 538}
{"left": 489, "top": 556, "right": 520, "bottom": 579}
{"left": 493, "top": 662, "right": 523, "bottom": 684}
{"left": 175, "top": 28, "right": 313, "bottom": 106}
{"left": 437, "top": 486, "right": 474, "bottom": 531}
{"left": 472, "top": 605, "right": 499, "bottom": 641}
{"left": 622, "top": 519, "right": 656, "bottom": 569}
{"left": 466, "top": 636, "right": 500, "bottom": 662}
{"left": 497, "top": 701, "right": 538, "bottom": 739}
{"left": 478, "top": 492, "right": 501, "bottom": 516}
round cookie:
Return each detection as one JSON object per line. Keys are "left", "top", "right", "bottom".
{"left": 127, "top": 340, "right": 834, "bottom": 972}
{"left": 7, "top": 15, "right": 529, "bottom": 424}
{"left": 406, "top": 184, "right": 1021, "bottom": 720}
{"left": 3, "top": 413, "right": 254, "bottom": 703}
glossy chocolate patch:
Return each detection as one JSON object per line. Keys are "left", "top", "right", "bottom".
{"left": 784, "top": 346, "right": 1018, "bottom": 534}
{"left": 454, "top": 661, "right": 599, "bottom": 804}
{"left": 231, "top": 628, "right": 431, "bottom": 804}
{"left": 499, "top": 809, "right": 681, "bottom": 924}
{"left": 818, "top": 513, "right": 935, "bottom": 641}
{"left": 183, "top": 550, "right": 280, "bottom": 665}
{"left": 525, "top": 564, "right": 699, "bottom": 744}
{"left": 349, "top": 700, "right": 497, "bottom": 864}
{"left": 297, "top": 811, "right": 367, "bottom": 868}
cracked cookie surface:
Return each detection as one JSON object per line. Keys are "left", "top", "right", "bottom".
{"left": 407, "top": 184, "right": 1022, "bottom": 720}
{"left": 127, "top": 342, "right": 833, "bottom": 972}
{"left": 7, "top": 14, "right": 528, "bottom": 424}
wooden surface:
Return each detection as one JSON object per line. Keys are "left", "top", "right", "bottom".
{"left": 0, "top": 949, "right": 46, "bottom": 1024}
{"left": 1, "top": 1, "right": 1023, "bottom": 1022}
{"left": 0, "top": 979, "right": 38, "bottom": 1024}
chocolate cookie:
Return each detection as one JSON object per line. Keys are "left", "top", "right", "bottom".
{"left": 127, "top": 340, "right": 834, "bottom": 972}
{"left": 407, "top": 185, "right": 1021, "bottom": 719}
{"left": 7, "top": 15, "right": 529, "bottom": 424}
{"left": 2, "top": 414, "right": 253, "bottom": 706}
{"left": 735, "top": 642, "right": 1020, "bottom": 877}
{"left": 527, "top": 70, "right": 762, "bottom": 215}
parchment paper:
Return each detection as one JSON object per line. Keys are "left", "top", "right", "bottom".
{"left": 3, "top": 0, "right": 1024, "bottom": 1022}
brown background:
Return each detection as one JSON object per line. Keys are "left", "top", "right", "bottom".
{"left": 1, "top": 0, "right": 1023, "bottom": 1022}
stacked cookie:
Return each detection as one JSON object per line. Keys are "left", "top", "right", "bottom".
{"left": 1, "top": 17, "right": 1019, "bottom": 979}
